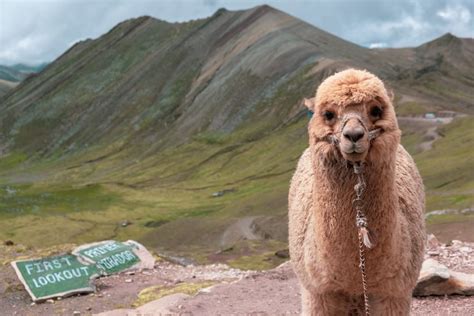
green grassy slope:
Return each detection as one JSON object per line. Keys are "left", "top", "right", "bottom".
{"left": 0, "top": 114, "right": 472, "bottom": 267}
{"left": 414, "top": 117, "right": 474, "bottom": 211}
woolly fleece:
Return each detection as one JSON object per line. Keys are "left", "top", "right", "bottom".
{"left": 289, "top": 69, "right": 425, "bottom": 315}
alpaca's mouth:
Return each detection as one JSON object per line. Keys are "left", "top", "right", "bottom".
{"left": 322, "top": 127, "right": 384, "bottom": 162}
{"left": 340, "top": 140, "right": 369, "bottom": 161}
{"left": 342, "top": 143, "right": 366, "bottom": 154}
{"left": 341, "top": 150, "right": 367, "bottom": 162}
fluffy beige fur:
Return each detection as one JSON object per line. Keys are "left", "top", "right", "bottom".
{"left": 289, "top": 69, "right": 425, "bottom": 315}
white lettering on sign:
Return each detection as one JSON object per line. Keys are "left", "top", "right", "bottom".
{"left": 30, "top": 266, "right": 92, "bottom": 289}
{"left": 83, "top": 243, "right": 121, "bottom": 258}
{"left": 97, "top": 250, "right": 137, "bottom": 270}
{"left": 24, "top": 257, "right": 74, "bottom": 275}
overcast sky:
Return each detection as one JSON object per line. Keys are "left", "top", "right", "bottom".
{"left": 0, "top": 0, "right": 473, "bottom": 65}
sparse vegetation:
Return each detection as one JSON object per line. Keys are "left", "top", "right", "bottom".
{"left": 132, "top": 281, "right": 217, "bottom": 307}
{"left": 396, "top": 101, "right": 432, "bottom": 116}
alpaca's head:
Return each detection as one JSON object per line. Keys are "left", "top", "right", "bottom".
{"left": 306, "top": 69, "right": 400, "bottom": 164}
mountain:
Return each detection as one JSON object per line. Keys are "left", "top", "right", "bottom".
{"left": 0, "top": 79, "right": 18, "bottom": 97}
{"left": 0, "top": 65, "right": 27, "bottom": 82}
{"left": 0, "top": 63, "right": 47, "bottom": 82}
{"left": 0, "top": 63, "right": 48, "bottom": 97}
{"left": 0, "top": 6, "right": 472, "bottom": 265}
{"left": 2, "top": 6, "right": 472, "bottom": 156}
{"left": 9, "top": 63, "right": 48, "bottom": 73}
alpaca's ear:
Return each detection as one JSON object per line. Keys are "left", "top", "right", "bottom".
{"left": 304, "top": 97, "right": 315, "bottom": 111}
{"left": 387, "top": 89, "right": 395, "bottom": 102}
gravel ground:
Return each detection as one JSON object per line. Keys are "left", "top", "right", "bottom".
{"left": 1, "top": 238, "right": 473, "bottom": 315}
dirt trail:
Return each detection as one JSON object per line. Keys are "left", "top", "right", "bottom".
{"left": 397, "top": 116, "right": 454, "bottom": 153}
{"left": 220, "top": 216, "right": 264, "bottom": 247}
{"left": 418, "top": 126, "right": 440, "bottom": 152}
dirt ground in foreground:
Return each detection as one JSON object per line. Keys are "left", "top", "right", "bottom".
{"left": 1, "top": 240, "right": 473, "bottom": 315}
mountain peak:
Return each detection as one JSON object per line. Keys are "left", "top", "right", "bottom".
{"left": 247, "top": 4, "right": 286, "bottom": 16}
{"left": 419, "top": 32, "right": 462, "bottom": 49}
{"left": 437, "top": 32, "right": 461, "bottom": 43}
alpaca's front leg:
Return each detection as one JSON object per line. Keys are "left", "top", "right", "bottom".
{"left": 301, "top": 288, "right": 354, "bottom": 316}
{"left": 301, "top": 287, "right": 319, "bottom": 316}
{"left": 370, "top": 295, "right": 411, "bottom": 316}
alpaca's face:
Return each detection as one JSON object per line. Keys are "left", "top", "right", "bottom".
{"left": 307, "top": 69, "right": 400, "bottom": 164}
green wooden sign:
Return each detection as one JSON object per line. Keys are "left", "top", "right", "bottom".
{"left": 73, "top": 240, "right": 141, "bottom": 275}
{"left": 11, "top": 240, "right": 154, "bottom": 302}
{"left": 11, "top": 254, "right": 99, "bottom": 302}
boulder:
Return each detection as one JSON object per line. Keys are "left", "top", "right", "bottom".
{"left": 275, "top": 249, "right": 290, "bottom": 259}
{"left": 426, "top": 234, "right": 441, "bottom": 249}
{"left": 414, "top": 258, "right": 474, "bottom": 296}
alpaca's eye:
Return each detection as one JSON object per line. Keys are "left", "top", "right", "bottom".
{"left": 323, "top": 110, "right": 335, "bottom": 121}
{"left": 370, "top": 106, "right": 383, "bottom": 119}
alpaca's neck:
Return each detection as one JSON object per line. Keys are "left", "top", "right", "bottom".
{"left": 312, "top": 154, "right": 399, "bottom": 250}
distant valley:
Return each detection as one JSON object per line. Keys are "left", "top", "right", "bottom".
{"left": 0, "top": 63, "right": 48, "bottom": 97}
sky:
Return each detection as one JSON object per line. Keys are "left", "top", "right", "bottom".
{"left": 0, "top": 0, "right": 473, "bottom": 65}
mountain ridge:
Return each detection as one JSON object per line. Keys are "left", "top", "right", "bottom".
{"left": 3, "top": 5, "right": 472, "bottom": 157}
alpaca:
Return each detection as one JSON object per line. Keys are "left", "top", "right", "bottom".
{"left": 288, "top": 69, "right": 425, "bottom": 315}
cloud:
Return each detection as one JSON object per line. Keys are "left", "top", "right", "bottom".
{"left": 437, "top": 4, "right": 471, "bottom": 23}
{"left": 0, "top": 0, "right": 473, "bottom": 65}
{"left": 369, "top": 43, "right": 388, "bottom": 49}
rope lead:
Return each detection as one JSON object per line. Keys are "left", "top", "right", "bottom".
{"left": 353, "top": 162, "right": 371, "bottom": 316}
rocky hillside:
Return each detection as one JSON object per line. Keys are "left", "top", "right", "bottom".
{"left": 0, "top": 5, "right": 472, "bottom": 264}
{"left": 1, "top": 6, "right": 473, "bottom": 156}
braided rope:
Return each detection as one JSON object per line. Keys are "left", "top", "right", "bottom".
{"left": 357, "top": 229, "right": 370, "bottom": 316}
{"left": 353, "top": 162, "right": 371, "bottom": 316}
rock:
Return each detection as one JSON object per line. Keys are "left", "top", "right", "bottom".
{"left": 124, "top": 240, "right": 156, "bottom": 270}
{"left": 125, "top": 279, "right": 133, "bottom": 283}
{"left": 414, "top": 258, "right": 474, "bottom": 296}
{"left": 73, "top": 311, "right": 81, "bottom": 316}
{"left": 275, "top": 249, "right": 290, "bottom": 258}
{"left": 46, "top": 299, "right": 55, "bottom": 304}
{"left": 426, "top": 234, "right": 440, "bottom": 248}
{"left": 212, "top": 191, "right": 224, "bottom": 197}
{"left": 121, "top": 220, "right": 132, "bottom": 227}
{"left": 215, "top": 246, "right": 234, "bottom": 254}
{"left": 3, "top": 240, "right": 14, "bottom": 246}
{"left": 211, "top": 188, "right": 236, "bottom": 198}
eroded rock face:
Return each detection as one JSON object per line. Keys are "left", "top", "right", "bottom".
{"left": 414, "top": 258, "right": 474, "bottom": 296}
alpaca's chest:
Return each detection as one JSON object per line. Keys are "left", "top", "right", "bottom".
{"left": 305, "top": 236, "right": 406, "bottom": 295}
{"left": 304, "top": 213, "right": 409, "bottom": 296}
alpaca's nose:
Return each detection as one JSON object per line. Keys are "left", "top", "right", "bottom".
{"left": 343, "top": 127, "right": 365, "bottom": 143}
